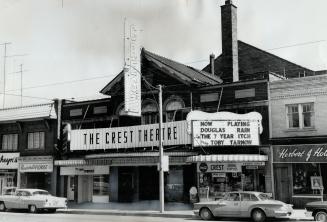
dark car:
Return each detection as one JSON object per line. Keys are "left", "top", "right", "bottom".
{"left": 305, "top": 201, "right": 327, "bottom": 221}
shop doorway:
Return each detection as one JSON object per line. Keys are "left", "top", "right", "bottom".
{"left": 275, "top": 166, "right": 291, "bottom": 203}
{"left": 118, "top": 167, "right": 135, "bottom": 202}
{"left": 67, "top": 176, "right": 75, "bottom": 201}
{"left": 139, "top": 166, "right": 158, "bottom": 200}
{"left": 0, "top": 177, "right": 13, "bottom": 194}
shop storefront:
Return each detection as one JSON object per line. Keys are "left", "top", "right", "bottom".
{"left": 0, "top": 152, "right": 19, "bottom": 194}
{"left": 273, "top": 144, "right": 327, "bottom": 208}
{"left": 60, "top": 164, "right": 110, "bottom": 203}
{"left": 187, "top": 154, "right": 268, "bottom": 201}
{"left": 18, "top": 156, "right": 55, "bottom": 194}
{"left": 186, "top": 111, "right": 272, "bottom": 201}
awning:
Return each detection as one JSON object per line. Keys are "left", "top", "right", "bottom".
{"left": 186, "top": 154, "right": 268, "bottom": 163}
{"left": 85, "top": 152, "right": 196, "bottom": 159}
{"left": 54, "top": 159, "right": 86, "bottom": 166}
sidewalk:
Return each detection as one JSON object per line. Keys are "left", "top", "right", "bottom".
{"left": 56, "top": 201, "right": 314, "bottom": 220}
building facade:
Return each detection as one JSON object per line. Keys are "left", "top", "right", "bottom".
{"left": 0, "top": 102, "right": 59, "bottom": 195}
{"left": 270, "top": 74, "right": 327, "bottom": 208}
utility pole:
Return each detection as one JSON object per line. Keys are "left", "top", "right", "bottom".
{"left": 158, "top": 84, "right": 164, "bottom": 213}
{"left": 1, "top": 42, "right": 11, "bottom": 108}
{"left": 20, "top": 64, "right": 23, "bottom": 106}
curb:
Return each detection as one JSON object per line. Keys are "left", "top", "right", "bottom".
{"left": 57, "top": 209, "right": 196, "bottom": 218}
{"left": 57, "top": 209, "right": 314, "bottom": 220}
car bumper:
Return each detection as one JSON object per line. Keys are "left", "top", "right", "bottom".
{"left": 273, "top": 210, "right": 293, "bottom": 218}
{"left": 193, "top": 210, "right": 200, "bottom": 216}
{"left": 304, "top": 210, "right": 313, "bottom": 217}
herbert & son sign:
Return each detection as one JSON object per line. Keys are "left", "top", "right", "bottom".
{"left": 273, "top": 144, "right": 327, "bottom": 163}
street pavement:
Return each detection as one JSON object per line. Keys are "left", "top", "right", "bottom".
{"left": 0, "top": 212, "right": 316, "bottom": 222}
{"left": 0, "top": 201, "right": 315, "bottom": 222}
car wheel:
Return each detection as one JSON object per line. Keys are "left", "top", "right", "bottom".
{"left": 251, "top": 209, "right": 266, "bottom": 222}
{"left": 29, "top": 205, "right": 38, "bottom": 213}
{"left": 315, "top": 211, "right": 327, "bottom": 221}
{"left": 200, "top": 208, "right": 213, "bottom": 220}
{"left": 0, "top": 202, "right": 6, "bottom": 212}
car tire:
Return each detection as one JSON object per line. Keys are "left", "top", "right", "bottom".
{"left": 29, "top": 205, "right": 38, "bottom": 213}
{"left": 200, "top": 208, "right": 213, "bottom": 220}
{"left": 0, "top": 202, "right": 6, "bottom": 212}
{"left": 315, "top": 211, "right": 327, "bottom": 221}
{"left": 251, "top": 209, "right": 266, "bottom": 222}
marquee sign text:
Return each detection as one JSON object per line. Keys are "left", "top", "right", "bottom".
{"left": 192, "top": 120, "right": 260, "bottom": 147}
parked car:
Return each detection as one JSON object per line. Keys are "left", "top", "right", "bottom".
{"left": 305, "top": 200, "right": 327, "bottom": 221}
{"left": 0, "top": 188, "right": 67, "bottom": 213}
{"left": 193, "top": 191, "right": 293, "bottom": 222}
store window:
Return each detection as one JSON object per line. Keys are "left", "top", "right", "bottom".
{"left": 1, "top": 134, "right": 18, "bottom": 151}
{"left": 27, "top": 132, "right": 45, "bottom": 149}
{"left": 293, "top": 163, "right": 320, "bottom": 195}
{"left": 141, "top": 100, "right": 158, "bottom": 125}
{"left": 164, "top": 96, "right": 185, "bottom": 122}
{"left": 93, "top": 175, "right": 109, "bottom": 196}
{"left": 286, "top": 103, "right": 314, "bottom": 129}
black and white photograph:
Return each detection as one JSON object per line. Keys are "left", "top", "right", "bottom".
{"left": 0, "top": 0, "right": 327, "bottom": 221}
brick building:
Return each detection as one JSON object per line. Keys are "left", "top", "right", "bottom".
{"left": 270, "top": 74, "right": 327, "bottom": 208}
{"left": 0, "top": 102, "right": 59, "bottom": 195}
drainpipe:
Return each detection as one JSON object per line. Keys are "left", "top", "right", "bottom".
{"left": 267, "top": 82, "right": 275, "bottom": 199}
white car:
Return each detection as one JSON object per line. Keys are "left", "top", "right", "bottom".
{"left": 0, "top": 188, "right": 67, "bottom": 213}
{"left": 193, "top": 191, "right": 293, "bottom": 222}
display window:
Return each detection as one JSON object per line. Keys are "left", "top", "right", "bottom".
{"left": 293, "top": 163, "right": 321, "bottom": 195}
{"left": 198, "top": 166, "right": 265, "bottom": 200}
{"left": 93, "top": 175, "right": 109, "bottom": 196}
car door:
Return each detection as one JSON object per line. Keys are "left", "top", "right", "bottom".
{"left": 20, "top": 191, "right": 32, "bottom": 209}
{"left": 240, "top": 193, "right": 259, "bottom": 217}
{"left": 213, "top": 192, "right": 241, "bottom": 217}
{"left": 6, "top": 191, "right": 23, "bottom": 209}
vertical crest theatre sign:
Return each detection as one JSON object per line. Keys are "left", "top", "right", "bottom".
{"left": 187, "top": 111, "right": 263, "bottom": 146}
{"left": 124, "top": 19, "right": 141, "bottom": 117}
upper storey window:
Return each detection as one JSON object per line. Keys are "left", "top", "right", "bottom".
{"left": 286, "top": 103, "right": 314, "bottom": 129}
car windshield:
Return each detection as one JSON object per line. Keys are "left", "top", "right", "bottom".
{"left": 258, "top": 193, "right": 272, "bottom": 200}
{"left": 33, "top": 191, "right": 50, "bottom": 196}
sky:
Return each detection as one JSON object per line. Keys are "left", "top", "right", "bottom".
{"left": 0, "top": 0, "right": 326, "bottom": 108}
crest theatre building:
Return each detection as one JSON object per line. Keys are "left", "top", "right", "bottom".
{"left": 57, "top": 110, "right": 271, "bottom": 203}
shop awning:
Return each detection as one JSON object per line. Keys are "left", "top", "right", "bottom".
{"left": 54, "top": 159, "right": 86, "bottom": 166}
{"left": 186, "top": 154, "right": 268, "bottom": 163}
{"left": 85, "top": 152, "right": 197, "bottom": 159}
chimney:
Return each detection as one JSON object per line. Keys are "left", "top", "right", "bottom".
{"left": 210, "top": 53, "right": 215, "bottom": 75}
{"left": 221, "top": 0, "right": 239, "bottom": 82}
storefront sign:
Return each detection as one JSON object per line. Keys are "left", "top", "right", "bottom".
{"left": 124, "top": 19, "right": 141, "bottom": 117}
{"left": 60, "top": 165, "right": 109, "bottom": 175}
{"left": 197, "top": 162, "right": 242, "bottom": 173}
{"left": 187, "top": 111, "right": 262, "bottom": 147}
{"left": 273, "top": 144, "right": 327, "bottom": 163}
{"left": 19, "top": 162, "right": 53, "bottom": 172}
{"left": 0, "top": 153, "right": 19, "bottom": 169}
{"left": 70, "top": 121, "right": 190, "bottom": 150}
